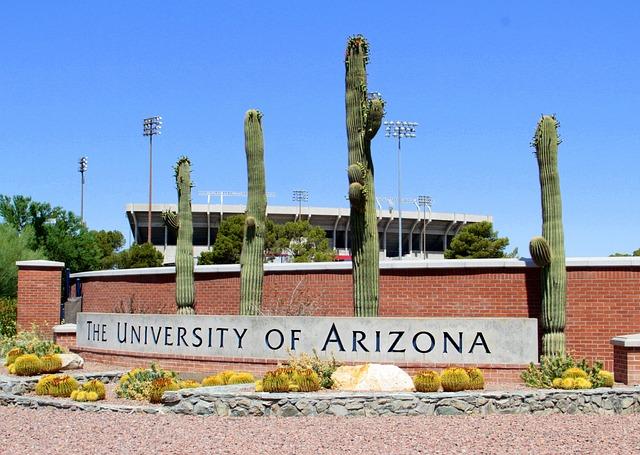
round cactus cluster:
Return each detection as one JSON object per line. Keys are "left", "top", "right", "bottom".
{"left": 562, "top": 367, "right": 588, "bottom": 379}
{"left": 201, "top": 370, "right": 255, "bottom": 387}
{"left": 81, "top": 379, "right": 106, "bottom": 400}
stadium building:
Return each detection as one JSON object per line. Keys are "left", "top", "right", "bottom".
{"left": 126, "top": 202, "right": 491, "bottom": 263}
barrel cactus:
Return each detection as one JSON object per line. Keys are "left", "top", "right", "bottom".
{"left": 465, "top": 367, "right": 485, "bottom": 390}
{"left": 562, "top": 367, "right": 588, "bottom": 379}
{"left": 40, "top": 354, "right": 62, "bottom": 374}
{"left": 148, "top": 377, "right": 178, "bottom": 404}
{"left": 292, "top": 369, "right": 321, "bottom": 392}
{"left": 227, "top": 372, "right": 255, "bottom": 385}
{"left": 240, "top": 109, "right": 267, "bottom": 315}
{"left": 440, "top": 367, "right": 470, "bottom": 392}
{"left": 530, "top": 115, "right": 567, "bottom": 357}
{"left": 597, "top": 370, "right": 614, "bottom": 387}
{"left": 202, "top": 374, "right": 225, "bottom": 387}
{"left": 82, "top": 379, "right": 106, "bottom": 400}
{"left": 413, "top": 370, "right": 441, "bottom": 392}
{"left": 162, "top": 156, "right": 195, "bottom": 315}
{"left": 345, "top": 35, "right": 385, "bottom": 316}
{"left": 13, "top": 354, "right": 42, "bottom": 376}
{"left": 262, "top": 370, "right": 290, "bottom": 393}
{"left": 35, "top": 375, "right": 57, "bottom": 396}
{"left": 5, "top": 347, "right": 23, "bottom": 366}
{"left": 49, "top": 375, "right": 79, "bottom": 397}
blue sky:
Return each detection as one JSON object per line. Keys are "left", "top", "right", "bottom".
{"left": 0, "top": 1, "right": 638, "bottom": 257}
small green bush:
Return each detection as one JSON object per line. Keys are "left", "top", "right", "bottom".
{"left": 0, "top": 328, "right": 65, "bottom": 359}
{"left": 521, "top": 355, "right": 606, "bottom": 389}
{"left": 115, "top": 364, "right": 177, "bottom": 401}
{"left": 282, "top": 350, "right": 341, "bottom": 389}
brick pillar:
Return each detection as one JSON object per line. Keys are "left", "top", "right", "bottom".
{"left": 16, "top": 260, "right": 65, "bottom": 336}
{"left": 611, "top": 335, "right": 640, "bottom": 385}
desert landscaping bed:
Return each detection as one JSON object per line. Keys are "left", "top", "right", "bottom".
{"left": 2, "top": 366, "right": 639, "bottom": 417}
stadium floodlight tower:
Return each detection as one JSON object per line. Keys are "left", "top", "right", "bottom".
{"left": 417, "top": 195, "right": 433, "bottom": 259}
{"left": 78, "top": 156, "right": 88, "bottom": 223}
{"left": 143, "top": 115, "right": 162, "bottom": 244}
{"left": 383, "top": 120, "right": 417, "bottom": 259}
{"left": 292, "top": 190, "right": 309, "bottom": 219}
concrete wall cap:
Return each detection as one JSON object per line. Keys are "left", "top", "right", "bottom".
{"left": 53, "top": 323, "right": 77, "bottom": 334}
{"left": 16, "top": 260, "right": 65, "bottom": 269}
{"left": 610, "top": 334, "right": 640, "bottom": 347}
{"left": 68, "top": 256, "right": 640, "bottom": 279}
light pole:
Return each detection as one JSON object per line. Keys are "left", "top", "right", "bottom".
{"left": 143, "top": 116, "right": 162, "bottom": 244}
{"left": 78, "top": 156, "right": 88, "bottom": 223}
{"left": 417, "top": 195, "right": 432, "bottom": 259}
{"left": 384, "top": 120, "right": 417, "bottom": 259}
{"left": 292, "top": 190, "right": 309, "bottom": 219}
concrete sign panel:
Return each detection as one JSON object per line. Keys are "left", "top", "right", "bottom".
{"left": 77, "top": 313, "right": 538, "bottom": 365}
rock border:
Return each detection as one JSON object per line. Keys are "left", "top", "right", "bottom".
{"left": 2, "top": 373, "right": 640, "bottom": 417}
{"left": 162, "top": 385, "right": 640, "bottom": 417}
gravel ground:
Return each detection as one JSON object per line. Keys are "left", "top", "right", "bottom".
{"left": 1, "top": 406, "right": 639, "bottom": 455}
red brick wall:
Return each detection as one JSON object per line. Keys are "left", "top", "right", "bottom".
{"left": 17, "top": 264, "right": 63, "bottom": 336}
{"left": 72, "top": 265, "right": 640, "bottom": 370}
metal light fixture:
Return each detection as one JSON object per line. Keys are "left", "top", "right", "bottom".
{"left": 292, "top": 190, "right": 309, "bottom": 218}
{"left": 143, "top": 115, "right": 162, "bottom": 244}
{"left": 417, "top": 195, "right": 433, "bottom": 259}
{"left": 78, "top": 156, "right": 88, "bottom": 223}
{"left": 384, "top": 120, "right": 417, "bottom": 259}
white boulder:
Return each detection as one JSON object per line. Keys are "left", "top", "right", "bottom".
{"left": 331, "top": 364, "right": 414, "bottom": 392}
{"left": 58, "top": 353, "right": 84, "bottom": 370}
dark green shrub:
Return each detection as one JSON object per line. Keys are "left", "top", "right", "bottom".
{"left": 0, "top": 298, "right": 17, "bottom": 337}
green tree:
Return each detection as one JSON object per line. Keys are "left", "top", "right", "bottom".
{"left": 0, "top": 195, "right": 59, "bottom": 248}
{"left": 610, "top": 248, "right": 640, "bottom": 257}
{"left": 444, "top": 221, "right": 512, "bottom": 259}
{"left": 93, "top": 230, "right": 126, "bottom": 269}
{"left": 115, "top": 243, "right": 164, "bottom": 269}
{"left": 271, "top": 220, "right": 336, "bottom": 262}
{"left": 1, "top": 194, "right": 127, "bottom": 273}
{"left": 0, "top": 224, "right": 45, "bottom": 298}
{"left": 198, "top": 216, "right": 335, "bottom": 264}
{"left": 198, "top": 215, "right": 246, "bottom": 265}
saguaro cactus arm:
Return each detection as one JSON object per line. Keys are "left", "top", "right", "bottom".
{"left": 532, "top": 115, "right": 566, "bottom": 356}
{"left": 162, "top": 210, "right": 179, "bottom": 232}
{"left": 345, "top": 35, "right": 384, "bottom": 317}
{"left": 529, "top": 236, "right": 551, "bottom": 267}
{"left": 240, "top": 109, "right": 267, "bottom": 315}
{"left": 173, "top": 156, "right": 195, "bottom": 315}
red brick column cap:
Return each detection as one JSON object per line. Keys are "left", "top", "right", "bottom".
{"left": 611, "top": 334, "right": 640, "bottom": 347}
{"left": 16, "top": 259, "right": 65, "bottom": 269}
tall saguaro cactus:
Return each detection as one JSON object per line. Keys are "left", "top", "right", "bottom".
{"left": 345, "top": 35, "right": 385, "bottom": 316}
{"left": 162, "top": 156, "right": 195, "bottom": 315}
{"left": 529, "top": 115, "right": 566, "bottom": 356}
{"left": 240, "top": 109, "right": 267, "bottom": 315}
